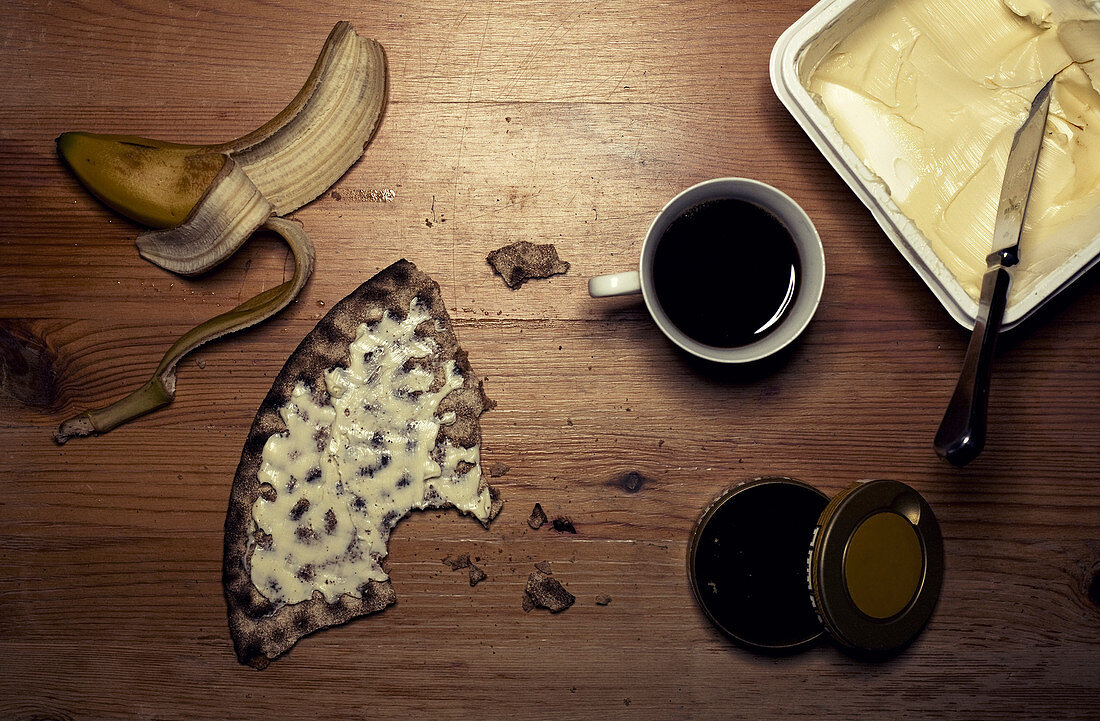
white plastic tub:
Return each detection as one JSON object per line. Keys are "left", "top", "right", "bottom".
{"left": 770, "top": 0, "right": 1100, "bottom": 329}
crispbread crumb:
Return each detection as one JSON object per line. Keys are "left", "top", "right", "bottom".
{"left": 528, "top": 503, "right": 547, "bottom": 530}
{"left": 524, "top": 570, "right": 575, "bottom": 613}
{"left": 486, "top": 241, "right": 570, "bottom": 288}
{"left": 443, "top": 553, "right": 471, "bottom": 570}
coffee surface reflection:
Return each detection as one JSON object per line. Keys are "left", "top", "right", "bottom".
{"left": 653, "top": 198, "right": 801, "bottom": 348}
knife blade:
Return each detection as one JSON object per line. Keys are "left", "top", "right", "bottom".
{"left": 990, "top": 78, "right": 1055, "bottom": 262}
{"left": 933, "top": 77, "right": 1054, "bottom": 467}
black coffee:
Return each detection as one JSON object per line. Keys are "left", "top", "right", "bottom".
{"left": 652, "top": 198, "right": 800, "bottom": 348}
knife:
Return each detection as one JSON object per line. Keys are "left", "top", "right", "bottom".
{"left": 933, "top": 77, "right": 1054, "bottom": 467}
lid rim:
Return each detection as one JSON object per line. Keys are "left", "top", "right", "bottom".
{"left": 810, "top": 479, "right": 945, "bottom": 654}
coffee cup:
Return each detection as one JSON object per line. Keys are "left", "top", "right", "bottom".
{"left": 588, "top": 178, "right": 825, "bottom": 363}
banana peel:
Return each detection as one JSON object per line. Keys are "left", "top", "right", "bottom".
{"left": 56, "top": 134, "right": 226, "bottom": 229}
{"left": 54, "top": 21, "right": 387, "bottom": 443}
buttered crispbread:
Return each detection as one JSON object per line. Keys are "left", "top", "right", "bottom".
{"left": 223, "top": 259, "right": 498, "bottom": 668}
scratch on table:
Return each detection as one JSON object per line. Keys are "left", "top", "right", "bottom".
{"left": 500, "top": 0, "right": 607, "bottom": 96}
{"left": 463, "top": 186, "right": 547, "bottom": 221}
{"left": 451, "top": 0, "right": 495, "bottom": 310}
{"left": 236, "top": 258, "right": 252, "bottom": 302}
{"left": 427, "top": 0, "right": 471, "bottom": 81}
{"left": 605, "top": 57, "right": 636, "bottom": 100}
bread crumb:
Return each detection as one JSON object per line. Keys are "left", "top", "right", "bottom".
{"left": 523, "top": 570, "right": 575, "bottom": 613}
{"left": 486, "top": 241, "right": 570, "bottom": 289}
{"left": 528, "top": 503, "right": 547, "bottom": 530}
{"left": 442, "top": 553, "right": 471, "bottom": 570}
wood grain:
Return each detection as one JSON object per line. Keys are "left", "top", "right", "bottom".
{"left": 1, "top": 1, "right": 1098, "bottom": 719}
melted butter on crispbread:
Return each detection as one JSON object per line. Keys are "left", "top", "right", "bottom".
{"left": 249, "top": 298, "right": 490, "bottom": 605}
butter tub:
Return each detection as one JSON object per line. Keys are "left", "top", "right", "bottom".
{"left": 771, "top": 0, "right": 1100, "bottom": 329}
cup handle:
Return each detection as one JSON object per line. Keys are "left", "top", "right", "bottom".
{"left": 588, "top": 270, "right": 642, "bottom": 298}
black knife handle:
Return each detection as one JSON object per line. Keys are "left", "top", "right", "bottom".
{"left": 934, "top": 265, "right": 1013, "bottom": 467}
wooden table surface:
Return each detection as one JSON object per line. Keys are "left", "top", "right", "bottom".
{"left": 2, "top": 1, "right": 1098, "bottom": 719}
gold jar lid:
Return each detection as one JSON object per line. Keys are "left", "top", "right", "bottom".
{"left": 809, "top": 479, "right": 944, "bottom": 654}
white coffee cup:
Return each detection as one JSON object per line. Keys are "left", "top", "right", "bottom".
{"left": 588, "top": 178, "right": 825, "bottom": 363}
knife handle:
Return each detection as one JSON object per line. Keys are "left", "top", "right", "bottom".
{"left": 934, "top": 265, "right": 1012, "bottom": 467}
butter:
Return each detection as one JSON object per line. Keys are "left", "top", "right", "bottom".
{"left": 805, "top": 0, "right": 1100, "bottom": 302}
{"left": 249, "top": 299, "right": 491, "bottom": 605}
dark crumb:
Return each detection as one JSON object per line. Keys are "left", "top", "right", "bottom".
{"left": 534, "top": 561, "right": 552, "bottom": 574}
{"left": 469, "top": 562, "right": 488, "bottom": 586}
{"left": 289, "top": 497, "right": 310, "bottom": 521}
{"left": 524, "top": 571, "right": 575, "bottom": 613}
{"left": 528, "top": 503, "right": 548, "bottom": 530}
{"left": 295, "top": 526, "right": 320, "bottom": 544}
{"left": 488, "top": 462, "right": 511, "bottom": 478}
{"left": 521, "top": 593, "right": 535, "bottom": 613}
{"left": 551, "top": 517, "right": 577, "bottom": 534}
{"left": 486, "top": 241, "right": 570, "bottom": 289}
{"left": 254, "top": 529, "right": 274, "bottom": 551}
{"left": 487, "top": 486, "right": 505, "bottom": 523}
{"left": 442, "top": 553, "right": 471, "bottom": 570}
{"left": 596, "top": 593, "right": 612, "bottom": 606}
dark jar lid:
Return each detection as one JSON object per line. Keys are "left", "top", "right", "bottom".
{"left": 809, "top": 479, "right": 944, "bottom": 655}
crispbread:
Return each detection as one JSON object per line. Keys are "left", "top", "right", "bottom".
{"left": 486, "top": 241, "right": 570, "bottom": 288}
{"left": 223, "top": 259, "right": 497, "bottom": 668}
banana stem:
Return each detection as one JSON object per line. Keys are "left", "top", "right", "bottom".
{"left": 55, "top": 376, "right": 174, "bottom": 441}
{"left": 54, "top": 218, "right": 314, "bottom": 444}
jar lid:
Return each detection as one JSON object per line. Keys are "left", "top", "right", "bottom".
{"left": 808, "top": 479, "right": 944, "bottom": 654}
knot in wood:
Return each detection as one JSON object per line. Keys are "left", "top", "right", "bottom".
{"left": 618, "top": 470, "right": 648, "bottom": 493}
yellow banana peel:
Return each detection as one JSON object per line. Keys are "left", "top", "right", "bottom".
{"left": 54, "top": 21, "right": 387, "bottom": 443}
{"left": 56, "top": 134, "right": 226, "bottom": 229}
